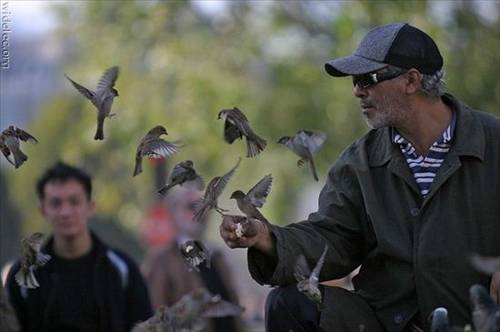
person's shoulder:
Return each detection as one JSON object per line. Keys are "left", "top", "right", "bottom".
{"left": 104, "top": 247, "right": 140, "bottom": 270}
{"left": 472, "top": 109, "right": 500, "bottom": 132}
{"left": 5, "top": 260, "right": 22, "bottom": 286}
{"left": 331, "top": 128, "right": 385, "bottom": 171}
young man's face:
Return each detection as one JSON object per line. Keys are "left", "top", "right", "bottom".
{"left": 40, "top": 179, "right": 95, "bottom": 239}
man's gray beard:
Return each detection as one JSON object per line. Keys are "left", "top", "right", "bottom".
{"left": 364, "top": 115, "right": 389, "bottom": 130}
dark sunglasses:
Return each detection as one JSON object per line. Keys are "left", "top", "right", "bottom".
{"left": 352, "top": 68, "right": 407, "bottom": 89}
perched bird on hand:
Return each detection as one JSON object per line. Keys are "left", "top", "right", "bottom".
{"left": 167, "top": 288, "right": 243, "bottom": 332}
{"left": 15, "top": 232, "right": 51, "bottom": 289}
{"left": 429, "top": 307, "right": 454, "bottom": 332}
{"left": 294, "top": 245, "right": 328, "bottom": 309}
{"left": 133, "top": 125, "right": 181, "bottom": 177}
{"left": 65, "top": 66, "right": 119, "bottom": 140}
{"left": 0, "top": 126, "right": 38, "bottom": 168}
{"left": 230, "top": 174, "right": 272, "bottom": 223}
{"left": 192, "top": 158, "right": 241, "bottom": 222}
{"left": 471, "top": 254, "right": 500, "bottom": 275}
{"left": 470, "top": 284, "right": 500, "bottom": 332}
{"left": 218, "top": 107, "right": 267, "bottom": 158}
{"left": 179, "top": 240, "right": 211, "bottom": 272}
{"left": 158, "top": 160, "right": 203, "bottom": 195}
{"left": 277, "top": 129, "right": 326, "bottom": 181}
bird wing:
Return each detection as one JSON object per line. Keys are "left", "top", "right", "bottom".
{"left": 296, "top": 130, "right": 327, "bottom": 153}
{"left": 210, "top": 158, "right": 241, "bottom": 200}
{"left": 310, "top": 245, "right": 328, "bottom": 281}
{"left": 141, "top": 139, "right": 180, "bottom": 159}
{"left": 202, "top": 300, "right": 243, "bottom": 318}
{"left": 227, "top": 107, "right": 255, "bottom": 137}
{"left": 223, "top": 120, "right": 243, "bottom": 144}
{"left": 245, "top": 174, "right": 273, "bottom": 208}
{"left": 470, "top": 254, "right": 500, "bottom": 275}
{"left": 65, "top": 74, "right": 95, "bottom": 100}
{"left": 294, "top": 254, "right": 311, "bottom": 282}
{"left": 14, "top": 128, "right": 38, "bottom": 143}
{"left": 1, "top": 146, "right": 16, "bottom": 166}
{"left": 96, "top": 66, "right": 119, "bottom": 92}
{"left": 192, "top": 197, "right": 210, "bottom": 223}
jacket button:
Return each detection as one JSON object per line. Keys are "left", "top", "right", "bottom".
{"left": 410, "top": 208, "right": 420, "bottom": 216}
{"left": 393, "top": 313, "right": 404, "bottom": 324}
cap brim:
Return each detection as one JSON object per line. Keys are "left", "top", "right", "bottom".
{"left": 324, "top": 55, "right": 386, "bottom": 77}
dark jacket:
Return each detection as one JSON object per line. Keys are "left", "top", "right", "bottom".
{"left": 6, "top": 232, "right": 152, "bottom": 332}
{"left": 248, "top": 94, "right": 500, "bottom": 331}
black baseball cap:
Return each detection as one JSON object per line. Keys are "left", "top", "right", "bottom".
{"left": 325, "top": 22, "right": 443, "bottom": 77}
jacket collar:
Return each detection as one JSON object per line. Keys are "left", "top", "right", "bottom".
{"left": 42, "top": 230, "right": 107, "bottom": 258}
{"left": 369, "top": 93, "right": 485, "bottom": 167}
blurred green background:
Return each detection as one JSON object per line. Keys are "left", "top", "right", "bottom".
{"left": 1, "top": 0, "right": 500, "bottom": 328}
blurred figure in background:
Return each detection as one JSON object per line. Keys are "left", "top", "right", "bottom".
{"left": 142, "top": 187, "right": 244, "bottom": 332}
{"left": 5, "top": 161, "right": 152, "bottom": 332}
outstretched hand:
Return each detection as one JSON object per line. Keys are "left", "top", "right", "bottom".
{"left": 219, "top": 215, "right": 275, "bottom": 255}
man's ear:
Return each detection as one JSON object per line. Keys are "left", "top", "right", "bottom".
{"left": 39, "top": 202, "right": 46, "bottom": 217}
{"left": 88, "top": 199, "right": 96, "bottom": 216}
{"left": 405, "top": 69, "right": 422, "bottom": 94}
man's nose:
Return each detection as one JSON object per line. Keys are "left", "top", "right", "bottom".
{"left": 59, "top": 202, "right": 74, "bottom": 216}
{"left": 353, "top": 84, "right": 368, "bottom": 98}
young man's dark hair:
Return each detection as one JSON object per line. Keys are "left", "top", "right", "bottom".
{"left": 36, "top": 161, "right": 92, "bottom": 200}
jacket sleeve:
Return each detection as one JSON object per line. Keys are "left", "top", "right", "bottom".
{"left": 5, "top": 261, "right": 26, "bottom": 332}
{"left": 124, "top": 257, "right": 153, "bottom": 328}
{"left": 247, "top": 160, "right": 370, "bottom": 286}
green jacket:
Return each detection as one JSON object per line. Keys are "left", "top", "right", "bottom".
{"left": 248, "top": 94, "right": 500, "bottom": 331}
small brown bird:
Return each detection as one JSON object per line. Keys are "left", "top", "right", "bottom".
{"left": 158, "top": 160, "right": 204, "bottom": 195}
{"left": 277, "top": 130, "right": 326, "bottom": 181}
{"left": 470, "top": 284, "right": 500, "bottom": 332}
{"left": 294, "top": 245, "right": 328, "bottom": 309}
{"left": 15, "top": 232, "right": 51, "bottom": 289}
{"left": 230, "top": 174, "right": 272, "bottom": 223}
{"left": 133, "top": 125, "right": 181, "bottom": 177}
{"left": 0, "top": 126, "right": 38, "bottom": 168}
{"left": 192, "top": 158, "right": 241, "bottom": 222}
{"left": 218, "top": 107, "right": 267, "bottom": 158}
{"left": 167, "top": 288, "right": 243, "bottom": 332}
{"left": 65, "top": 66, "right": 119, "bottom": 140}
{"left": 180, "top": 240, "right": 211, "bottom": 272}
{"left": 471, "top": 254, "right": 500, "bottom": 275}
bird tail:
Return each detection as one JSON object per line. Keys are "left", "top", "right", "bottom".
{"left": 94, "top": 117, "right": 104, "bottom": 140}
{"left": 246, "top": 135, "right": 267, "bottom": 158}
{"left": 309, "top": 157, "right": 319, "bottom": 181}
{"left": 133, "top": 158, "right": 143, "bottom": 177}
{"left": 15, "top": 267, "right": 39, "bottom": 289}
{"left": 13, "top": 149, "right": 28, "bottom": 168}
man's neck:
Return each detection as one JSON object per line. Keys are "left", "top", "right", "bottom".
{"left": 396, "top": 97, "right": 452, "bottom": 156}
{"left": 53, "top": 229, "right": 93, "bottom": 259}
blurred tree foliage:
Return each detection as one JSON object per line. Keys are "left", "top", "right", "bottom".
{"left": 6, "top": 0, "right": 500, "bottom": 238}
